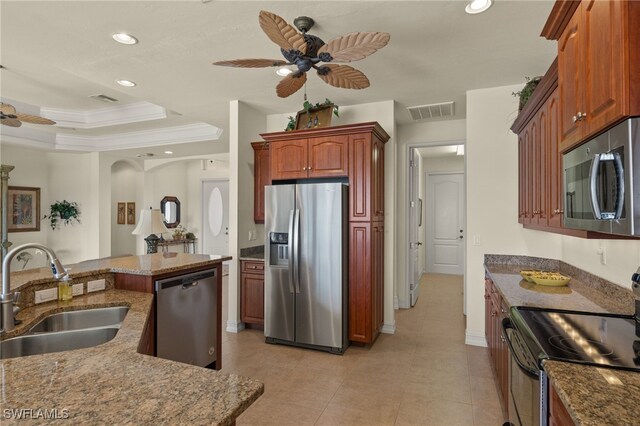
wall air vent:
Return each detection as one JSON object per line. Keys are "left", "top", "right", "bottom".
{"left": 135, "top": 153, "right": 155, "bottom": 158}
{"left": 407, "top": 101, "right": 455, "bottom": 121}
{"left": 89, "top": 94, "right": 119, "bottom": 103}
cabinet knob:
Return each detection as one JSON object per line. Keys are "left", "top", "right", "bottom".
{"left": 572, "top": 115, "right": 578, "bottom": 123}
{"left": 579, "top": 112, "right": 587, "bottom": 121}
{"left": 491, "top": 311, "right": 497, "bottom": 317}
{"left": 308, "top": 166, "right": 312, "bottom": 171}
{"left": 559, "top": 209, "right": 564, "bottom": 214}
{"left": 302, "top": 166, "right": 307, "bottom": 171}
{"left": 501, "top": 336, "right": 506, "bottom": 343}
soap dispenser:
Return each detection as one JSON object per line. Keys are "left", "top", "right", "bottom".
{"left": 58, "top": 276, "right": 72, "bottom": 301}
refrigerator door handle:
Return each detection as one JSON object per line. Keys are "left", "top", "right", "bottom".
{"left": 287, "top": 209, "right": 295, "bottom": 294}
{"left": 293, "top": 209, "right": 301, "bottom": 294}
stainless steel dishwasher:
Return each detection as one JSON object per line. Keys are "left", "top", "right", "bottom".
{"left": 155, "top": 268, "right": 217, "bottom": 367}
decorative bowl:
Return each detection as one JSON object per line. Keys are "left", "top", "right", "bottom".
{"left": 530, "top": 273, "right": 571, "bottom": 287}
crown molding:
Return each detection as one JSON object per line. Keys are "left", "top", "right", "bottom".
{"left": 1, "top": 123, "right": 222, "bottom": 152}
{"left": 41, "top": 101, "right": 167, "bottom": 129}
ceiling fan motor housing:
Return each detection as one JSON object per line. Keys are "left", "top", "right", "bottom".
{"left": 293, "top": 16, "right": 315, "bottom": 33}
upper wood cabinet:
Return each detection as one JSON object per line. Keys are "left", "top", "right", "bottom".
{"left": 251, "top": 142, "right": 270, "bottom": 223}
{"left": 555, "top": 0, "right": 640, "bottom": 152}
{"left": 270, "top": 135, "right": 349, "bottom": 180}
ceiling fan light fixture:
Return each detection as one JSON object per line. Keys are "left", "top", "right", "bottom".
{"left": 465, "top": 0, "right": 492, "bottom": 14}
{"left": 116, "top": 79, "right": 136, "bottom": 87}
{"left": 112, "top": 33, "right": 138, "bottom": 45}
{"left": 276, "top": 67, "right": 293, "bottom": 77}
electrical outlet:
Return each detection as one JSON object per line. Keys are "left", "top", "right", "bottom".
{"left": 87, "top": 279, "right": 106, "bottom": 293}
{"left": 597, "top": 245, "right": 607, "bottom": 265}
{"left": 72, "top": 283, "right": 84, "bottom": 296}
{"left": 35, "top": 288, "right": 57, "bottom": 304}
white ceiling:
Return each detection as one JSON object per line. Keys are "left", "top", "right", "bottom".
{"left": 0, "top": 0, "right": 557, "bottom": 158}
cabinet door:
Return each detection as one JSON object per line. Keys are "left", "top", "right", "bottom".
{"left": 270, "top": 139, "right": 308, "bottom": 180}
{"left": 373, "top": 222, "right": 384, "bottom": 334}
{"left": 308, "top": 135, "right": 349, "bottom": 178}
{"left": 518, "top": 135, "right": 526, "bottom": 224}
{"left": 252, "top": 143, "right": 270, "bottom": 223}
{"left": 485, "top": 279, "right": 493, "bottom": 346}
{"left": 241, "top": 272, "right": 265, "bottom": 325}
{"left": 558, "top": 6, "right": 583, "bottom": 150}
{"left": 531, "top": 117, "right": 543, "bottom": 225}
{"left": 498, "top": 300, "right": 510, "bottom": 411}
{"left": 348, "top": 133, "right": 373, "bottom": 222}
{"left": 536, "top": 108, "right": 549, "bottom": 226}
{"left": 582, "top": 0, "right": 627, "bottom": 138}
{"left": 547, "top": 91, "right": 564, "bottom": 228}
{"left": 523, "top": 125, "right": 533, "bottom": 225}
{"left": 372, "top": 138, "right": 385, "bottom": 221}
{"left": 349, "top": 222, "right": 372, "bottom": 343}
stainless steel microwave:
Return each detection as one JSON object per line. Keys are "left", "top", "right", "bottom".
{"left": 563, "top": 118, "right": 640, "bottom": 236}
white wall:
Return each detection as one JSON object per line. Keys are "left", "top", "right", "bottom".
{"left": 396, "top": 119, "right": 466, "bottom": 308}
{"left": 228, "top": 100, "right": 267, "bottom": 332}
{"left": 110, "top": 160, "right": 140, "bottom": 256}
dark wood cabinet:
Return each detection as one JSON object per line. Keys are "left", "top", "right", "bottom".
{"left": 554, "top": 0, "right": 640, "bottom": 153}
{"left": 485, "top": 277, "right": 509, "bottom": 417}
{"left": 549, "top": 380, "right": 575, "bottom": 426}
{"left": 260, "top": 122, "right": 389, "bottom": 345}
{"left": 251, "top": 142, "right": 270, "bottom": 224}
{"left": 240, "top": 260, "right": 264, "bottom": 327}
{"left": 270, "top": 135, "right": 348, "bottom": 181}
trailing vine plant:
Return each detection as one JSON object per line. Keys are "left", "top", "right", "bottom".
{"left": 43, "top": 200, "right": 81, "bottom": 230}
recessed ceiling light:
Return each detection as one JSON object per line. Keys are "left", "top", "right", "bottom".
{"left": 112, "top": 33, "right": 138, "bottom": 45}
{"left": 276, "top": 67, "right": 293, "bottom": 77}
{"left": 164, "top": 151, "right": 173, "bottom": 155}
{"left": 116, "top": 80, "right": 136, "bottom": 87}
{"left": 465, "top": 0, "right": 492, "bottom": 14}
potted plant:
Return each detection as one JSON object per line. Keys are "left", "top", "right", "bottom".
{"left": 285, "top": 98, "right": 340, "bottom": 131}
{"left": 43, "top": 200, "right": 80, "bottom": 230}
{"left": 513, "top": 76, "right": 542, "bottom": 111}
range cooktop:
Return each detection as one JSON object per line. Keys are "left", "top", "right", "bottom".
{"left": 511, "top": 307, "right": 640, "bottom": 372}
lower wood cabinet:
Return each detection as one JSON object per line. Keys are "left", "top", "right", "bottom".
{"left": 240, "top": 260, "right": 264, "bottom": 327}
{"left": 485, "top": 277, "right": 509, "bottom": 417}
{"left": 549, "top": 380, "right": 575, "bottom": 426}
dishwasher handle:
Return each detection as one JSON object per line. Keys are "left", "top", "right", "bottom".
{"left": 155, "top": 269, "right": 216, "bottom": 291}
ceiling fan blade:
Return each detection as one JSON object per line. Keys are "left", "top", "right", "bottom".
{"left": 0, "top": 117, "right": 22, "bottom": 127}
{"left": 276, "top": 72, "right": 307, "bottom": 98}
{"left": 318, "top": 32, "right": 390, "bottom": 63}
{"left": 317, "top": 64, "right": 370, "bottom": 90}
{"left": 213, "top": 59, "right": 289, "bottom": 68}
{"left": 0, "top": 102, "right": 17, "bottom": 115}
{"left": 259, "top": 10, "right": 307, "bottom": 54}
{"left": 15, "top": 113, "right": 56, "bottom": 125}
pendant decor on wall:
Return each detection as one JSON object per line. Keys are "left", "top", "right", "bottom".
{"left": 213, "top": 11, "right": 390, "bottom": 98}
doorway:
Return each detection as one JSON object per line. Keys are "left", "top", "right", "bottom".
{"left": 406, "top": 142, "right": 466, "bottom": 310}
{"left": 201, "top": 179, "right": 229, "bottom": 255}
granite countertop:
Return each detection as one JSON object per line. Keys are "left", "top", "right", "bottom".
{"left": 484, "top": 255, "right": 637, "bottom": 425}
{"left": 238, "top": 246, "right": 264, "bottom": 262}
{"left": 545, "top": 361, "right": 640, "bottom": 426}
{"left": 8, "top": 253, "right": 232, "bottom": 292}
{"left": 239, "top": 253, "right": 265, "bottom": 261}
{"left": 0, "top": 289, "right": 263, "bottom": 424}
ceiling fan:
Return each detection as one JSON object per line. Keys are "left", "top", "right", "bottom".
{"left": 0, "top": 102, "right": 56, "bottom": 127}
{"left": 213, "top": 11, "right": 390, "bottom": 98}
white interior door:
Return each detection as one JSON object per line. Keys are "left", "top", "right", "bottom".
{"left": 408, "top": 149, "right": 421, "bottom": 307}
{"left": 201, "top": 179, "right": 229, "bottom": 255}
{"left": 426, "top": 173, "right": 464, "bottom": 275}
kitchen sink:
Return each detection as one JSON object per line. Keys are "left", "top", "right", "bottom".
{"left": 0, "top": 327, "right": 119, "bottom": 359}
{"left": 28, "top": 306, "right": 129, "bottom": 333}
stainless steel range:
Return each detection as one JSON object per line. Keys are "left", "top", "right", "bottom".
{"left": 503, "top": 298, "right": 640, "bottom": 426}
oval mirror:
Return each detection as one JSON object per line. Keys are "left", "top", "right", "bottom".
{"left": 160, "top": 196, "right": 180, "bottom": 228}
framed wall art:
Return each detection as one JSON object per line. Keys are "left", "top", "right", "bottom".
{"left": 126, "top": 202, "right": 136, "bottom": 225}
{"left": 7, "top": 186, "right": 40, "bottom": 232}
{"left": 117, "top": 202, "right": 126, "bottom": 225}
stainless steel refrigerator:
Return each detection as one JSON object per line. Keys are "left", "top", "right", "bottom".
{"left": 264, "top": 182, "right": 348, "bottom": 354}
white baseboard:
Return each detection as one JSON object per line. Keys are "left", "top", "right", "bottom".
{"left": 226, "top": 320, "right": 245, "bottom": 333}
{"left": 381, "top": 322, "right": 396, "bottom": 334}
{"left": 465, "top": 331, "right": 487, "bottom": 347}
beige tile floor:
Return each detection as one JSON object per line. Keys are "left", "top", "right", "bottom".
{"left": 221, "top": 273, "right": 505, "bottom": 426}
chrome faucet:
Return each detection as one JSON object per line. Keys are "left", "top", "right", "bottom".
{"left": 1, "top": 243, "right": 67, "bottom": 333}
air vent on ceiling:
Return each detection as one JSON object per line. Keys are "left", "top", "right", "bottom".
{"left": 89, "top": 94, "right": 119, "bottom": 103}
{"left": 135, "top": 153, "right": 155, "bottom": 158}
{"left": 407, "top": 101, "right": 455, "bottom": 121}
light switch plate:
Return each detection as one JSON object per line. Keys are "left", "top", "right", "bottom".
{"left": 87, "top": 279, "right": 106, "bottom": 293}
{"left": 72, "top": 283, "right": 84, "bottom": 296}
{"left": 35, "top": 288, "right": 57, "bottom": 304}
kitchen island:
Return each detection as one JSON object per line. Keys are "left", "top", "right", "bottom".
{"left": 485, "top": 255, "right": 639, "bottom": 426}
{"left": 0, "top": 254, "right": 263, "bottom": 425}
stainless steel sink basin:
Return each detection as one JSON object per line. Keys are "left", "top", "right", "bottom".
{"left": 29, "top": 306, "right": 129, "bottom": 333}
{"left": 1, "top": 327, "right": 119, "bottom": 359}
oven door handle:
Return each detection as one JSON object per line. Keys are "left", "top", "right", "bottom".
{"left": 589, "top": 153, "right": 603, "bottom": 220}
{"left": 502, "top": 318, "right": 540, "bottom": 379}
{"left": 612, "top": 152, "right": 625, "bottom": 220}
